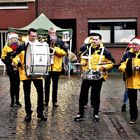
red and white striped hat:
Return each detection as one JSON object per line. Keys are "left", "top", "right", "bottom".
{"left": 130, "top": 36, "right": 140, "bottom": 45}
{"left": 8, "top": 32, "right": 18, "bottom": 40}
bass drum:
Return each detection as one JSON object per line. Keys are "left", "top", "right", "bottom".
{"left": 25, "top": 43, "right": 52, "bottom": 77}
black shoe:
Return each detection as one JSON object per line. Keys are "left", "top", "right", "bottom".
{"left": 10, "top": 104, "right": 14, "bottom": 107}
{"left": 121, "top": 104, "right": 126, "bottom": 112}
{"left": 10, "top": 100, "right": 14, "bottom": 107}
{"left": 129, "top": 119, "right": 137, "bottom": 124}
{"left": 10, "top": 103, "right": 14, "bottom": 107}
{"left": 37, "top": 114, "right": 47, "bottom": 121}
{"left": 44, "top": 102, "right": 48, "bottom": 107}
{"left": 91, "top": 105, "right": 94, "bottom": 108}
{"left": 15, "top": 102, "right": 22, "bottom": 107}
{"left": 84, "top": 105, "right": 87, "bottom": 109}
{"left": 93, "top": 115, "right": 100, "bottom": 122}
{"left": 24, "top": 114, "right": 32, "bottom": 122}
{"left": 74, "top": 115, "right": 84, "bottom": 122}
{"left": 53, "top": 102, "right": 59, "bottom": 107}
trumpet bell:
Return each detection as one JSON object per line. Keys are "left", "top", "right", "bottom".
{"left": 84, "top": 36, "right": 93, "bottom": 44}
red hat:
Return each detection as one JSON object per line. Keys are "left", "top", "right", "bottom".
{"left": 130, "top": 37, "right": 140, "bottom": 45}
{"left": 128, "top": 36, "right": 140, "bottom": 51}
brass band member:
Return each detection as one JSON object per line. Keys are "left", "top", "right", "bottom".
{"left": 119, "top": 37, "right": 140, "bottom": 124}
{"left": 74, "top": 33, "right": 115, "bottom": 122}
{"left": 44, "top": 27, "right": 67, "bottom": 107}
{"left": 12, "top": 28, "right": 47, "bottom": 122}
{"left": 1, "top": 33, "right": 22, "bottom": 107}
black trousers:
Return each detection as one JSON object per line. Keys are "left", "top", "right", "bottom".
{"left": 84, "top": 87, "right": 94, "bottom": 106}
{"left": 23, "top": 79, "right": 44, "bottom": 115}
{"left": 7, "top": 69, "right": 20, "bottom": 103}
{"left": 44, "top": 72, "right": 59, "bottom": 104}
{"left": 79, "top": 79, "right": 103, "bottom": 117}
{"left": 128, "top": 88, "right": 138, "bottom": 120}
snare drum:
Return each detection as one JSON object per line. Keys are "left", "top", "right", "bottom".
{"left": 81, "top": 70, "right": 103, "bottom": 80}
{"left": 25, "top": 43, "right": 53, "bottom": 77}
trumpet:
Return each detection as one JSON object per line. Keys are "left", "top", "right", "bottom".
{"left": 49, "top": 35, "right": 57, "bottom": 47}
{"left": 84, "top": 36, "right": 93, "bottom": 45}
{"left": 49, "top": 47, "right": 55, "bottom": 55}
{"left": 50, "top": 40, "right": 57, "bottom": 48}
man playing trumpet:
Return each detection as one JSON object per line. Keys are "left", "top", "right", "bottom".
{"left": 44, "top": 27, "right": 67, "bottom": 107}
{"left": 74, "top": 33, "right": 115, "bottom": 122}
{"left": 119, "top": 37, "right": 140, "bottom": 124}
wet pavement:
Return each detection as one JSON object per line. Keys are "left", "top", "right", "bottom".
{"left": 1, "top": 73, "right": 140, "bottom": 140}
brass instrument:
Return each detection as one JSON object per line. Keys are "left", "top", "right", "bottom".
{"left": 84, "top": 36, "right": 93, "bottom": 44}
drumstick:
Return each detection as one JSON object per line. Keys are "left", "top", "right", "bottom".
{"left": 97, "top": 62, "right": 113, "bottom": 65}
{"left": 73, "top": 62, "right": 112, "bottom": 66}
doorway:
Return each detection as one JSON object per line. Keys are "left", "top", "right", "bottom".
{"left": 51, "top": 19, "right": 76, "bottom": 53}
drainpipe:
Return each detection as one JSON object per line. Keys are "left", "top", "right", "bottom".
{"left": 35, "top": 0, "right": 38, "bottom": 17}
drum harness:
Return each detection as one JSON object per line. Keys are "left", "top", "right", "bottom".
{"left": 81, "top": 44, "right": 105, "bottom": 80}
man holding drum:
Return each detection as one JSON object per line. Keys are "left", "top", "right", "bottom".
{"left": 44, "top": 27, "right": 67, "bottom": 107}
{"left": 12, "top": 28, "right": 47, "bottom": 122}
{"left": 74, "top": 33, "right": 115, "bottom": 122}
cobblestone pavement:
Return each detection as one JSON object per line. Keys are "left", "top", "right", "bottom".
{"left": 1, "top": 73, "right": 140, "bottom": 140}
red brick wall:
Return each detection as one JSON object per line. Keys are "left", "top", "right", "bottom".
{"left": 38, "top": 0, "right": 140, "bottom": 65}
{"left": 38, "top": 0, "right": 140, "bottom": 50}
{"left": 108, "top": 47, "right": 126, "bottom": 65}
{"left": 0, "top": 3, "right": 36, "bottom": 29}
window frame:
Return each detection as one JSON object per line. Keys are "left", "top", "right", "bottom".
{"left": 88, "top": 19, "right": 137, "bottom": 44}
{"left": 0, "top": 2, "right": 28, "bottom": 9}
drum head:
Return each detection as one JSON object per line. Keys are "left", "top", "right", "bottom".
{"left": 32, "top": 45, "right": 51, "bottom": 74}
{"left": 25, "top": 44, "right": 51, "bottom": 77}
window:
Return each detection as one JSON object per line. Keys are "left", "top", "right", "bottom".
{"left": 88, "top": 19, "right": 137, "bottom": 43}
{"left": 0, "top": 2, "right": 28, "bottom": 9}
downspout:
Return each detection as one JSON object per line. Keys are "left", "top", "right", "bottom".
{"left": 35, "top": 0, "right": 38, "bottom": 17}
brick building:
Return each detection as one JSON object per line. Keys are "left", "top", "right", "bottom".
{"left": 38, "top": 0, "right": 140, "bottom": 65}
{"left": 0, "top": 0, "right": 36, "bottom": 55}
{"left": 0, "top": 0, "right": 140, "bottom": 65}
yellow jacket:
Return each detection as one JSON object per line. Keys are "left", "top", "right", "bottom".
{"left": 119, "top": 50, "right": 140, "bottom": 89}
{"left": 1, "top": 44, "right": 14, "bottom": 65}
{"left": 12, "top": 42, "right": 42, "bottom": 81}
{"left": 50, "top": 46, "right": 67, "bottom": 72}
{"left": 13, "top": 50, "right": 32, "bottom": 80}
{"left": 80, "top": 46, "right": 115, "bottom": 80}
{"left": 12, "top": 42, "right": 67, "bottom": 80}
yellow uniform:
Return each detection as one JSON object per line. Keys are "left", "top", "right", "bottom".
{"left": 119, "top": 50, "right": 140, "bottom": 89}
{"left": 80, "top": 45, "right": 114, "bottom": 80}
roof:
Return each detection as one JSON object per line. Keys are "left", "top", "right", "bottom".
{"left": 8, "top": 13, "right": 73, "bottom": 35}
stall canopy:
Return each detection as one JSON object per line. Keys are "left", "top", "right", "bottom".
{"left": 8, "top": 13, "right": 73, "bottom": 36}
